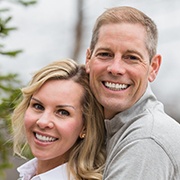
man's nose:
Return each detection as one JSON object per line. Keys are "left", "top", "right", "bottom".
{"left": 107, "top": 57, "right": 126, "bottom": 76}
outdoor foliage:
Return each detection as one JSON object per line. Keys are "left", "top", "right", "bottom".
{"left": 0, "top": 74, "right": 21, "bottom": 177}
{"left": 0, "top": 0, "right": 37, "bottom": 178}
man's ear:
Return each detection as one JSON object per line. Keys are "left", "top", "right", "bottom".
{"left": 85, "top": 48, "right": 91, "bottom": 73}
{"left": 148, "top": 54, "right": 162, "bottom": 82}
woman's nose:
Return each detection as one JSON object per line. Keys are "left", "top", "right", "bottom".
{"left": 36, "top": 113, "right": 54, "bottom": 129}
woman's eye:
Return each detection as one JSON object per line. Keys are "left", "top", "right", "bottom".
{"left": 57, "top": 109, "right": 70, "bottom": 116}
{"left": 33, "top": 103, "right": 44, "bottom": 111}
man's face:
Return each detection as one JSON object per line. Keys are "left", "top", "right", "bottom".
{"left": 86, "top": 23, "right": 161, "bottom": 119}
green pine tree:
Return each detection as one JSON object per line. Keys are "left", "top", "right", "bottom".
{"left": 0, "top": 0, "right": 37, "bottom": 178}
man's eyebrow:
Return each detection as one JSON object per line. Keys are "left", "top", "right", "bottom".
{"left": 126, "top": 50, "right": 144, "bottom": 59}
{"left": 95, "top": 47, "right": 111, "bottom": 52}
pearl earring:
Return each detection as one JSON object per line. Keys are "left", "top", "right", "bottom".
{"left": 80, "top": 133, "right": 86, "bottom": 139}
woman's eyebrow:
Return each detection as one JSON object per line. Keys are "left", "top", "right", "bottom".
{"left": 56, "top": 105, "right": 75, "bottom": 110}
{"left": 31, "top": 97, "right": 75, "bottom": 110}
{"left": 31, "top": 97, "right": 42, "bottom": 104}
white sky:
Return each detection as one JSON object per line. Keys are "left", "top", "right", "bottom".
{"left": 1, "top": 0, "right": 180, "bottom": 118}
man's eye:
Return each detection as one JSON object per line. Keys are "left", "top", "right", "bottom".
{"left": 124, "top": 55, "right": 139, "bottom": 60}
{"left": 97, "top": 52, "right": 112, "bottom": 57}
{"left": 57, "top": 109, "right": 70, "bottom": 116}
{"left": 33, "top": 103, "right": 44, "bottom": 110}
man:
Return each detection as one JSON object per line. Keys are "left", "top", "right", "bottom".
{"left": 85, "top": 6, "right": 180, "bottom": 180}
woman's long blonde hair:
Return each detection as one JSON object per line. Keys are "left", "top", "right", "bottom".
{"left": 12, "top": 59, "right": 106, "bottom": 179}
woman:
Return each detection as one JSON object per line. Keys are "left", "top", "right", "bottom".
{"left": 12, "top": 59, "right": 106, "bottom": 180}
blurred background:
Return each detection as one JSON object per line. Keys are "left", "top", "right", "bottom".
{"left": 0, "top": 0, "right": 180, "bottom": 179}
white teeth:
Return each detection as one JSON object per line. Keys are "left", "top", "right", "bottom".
{"left": 104, "top": 82, "right": 128, "bottom": 91}
{"left": 35, "top": 133, "right": 57, "bottom": 142}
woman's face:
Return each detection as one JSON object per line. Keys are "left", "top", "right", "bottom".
{"left": 24, "top": 79, "right": 84, "bottom": 165}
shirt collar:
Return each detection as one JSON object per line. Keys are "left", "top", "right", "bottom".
{"left": 17, "top": 158, "right": 37, "bottom": 180}
{"left": 104, "top": 84, "right": 157, "bottom": 138}
{"left": 17, "top": 158, "right": 71, "bottom": 180}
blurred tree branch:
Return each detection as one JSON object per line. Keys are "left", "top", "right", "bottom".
{"left": 72, "top": 0, "right": 84, "bottom": 62}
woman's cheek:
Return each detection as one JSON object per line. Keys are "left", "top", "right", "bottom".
{"left": 24, "top": 109, "right": 34, "bottom": 128}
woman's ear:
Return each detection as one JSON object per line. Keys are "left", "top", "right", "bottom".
{"left": 148, "top": 54, "right": 162, "bottom": 82}
{"left": 79, "top": 126, "right": 86, "bottom": 139}
{"left": 85, "top": 48, "right": 91, "bottom": 73}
